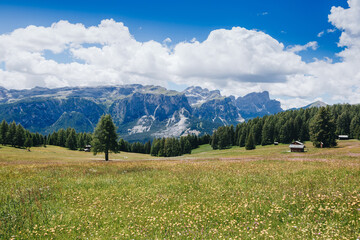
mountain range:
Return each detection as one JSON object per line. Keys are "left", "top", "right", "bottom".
{"left": 0, "top": 84, "right": 288, "bottom": 141}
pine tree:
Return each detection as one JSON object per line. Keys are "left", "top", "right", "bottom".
{"left": 144, "top": 140, "right": 151, "bottom": 154}
{"left": 211, "top": 130, "right": 219, "bottom": 149}
{"left": 78, "top": 133, "right": 85, "bottom": 150}
{"left": 184, "top": 139, "right": 192, "bottom": 154}
{"left": 310, "top": 107, "right": 337, "bottom": 148}
{"left": 261, "top": 119, "right": 273, "bottom": 146}
{"left": 164, "top": 138, "right": 174, "bottom": 157}
{"left": 336, "top": 111, "right": 351, "bottom": 135}
{"left": 245, "top": 130, "right": 256, "bottom": 150}
{"left": 24, "top": 136, "right": 33, "bottom": 151}
{"left": 150, "top": 138, "right": 160, "bottom": 156}
{"left": 15, "top": 124, "right": 26, "bottom": 148}
{"left": 57, "top": 129, "right": 66, "bottom": 147}
{"left": 92, "top": 115, "right": 119, "bottom": 161}
{"left": 0, "top": 120, "right": 9, "bottom": 145}
{"left": 65, "top": 128, "right": 78, "bottom": 150}
{"left": 7, "top": 121, "right": 17, "bottom": 147}
{"left": 350, "top": 115, "right": 360, "bottom": 139}
{"left": 158, "top": 138, "right": 166, "bottom": 157}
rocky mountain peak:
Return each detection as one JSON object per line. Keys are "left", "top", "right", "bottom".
{"left": 183, "top": 86, "right": 222, "bottom": 106}
{"left": 235, "top": 91, "right": 282, "bottom": 119}
{"left": 303, "top": 101, "right": 328, "bottom": 109}
{"left": 0, "top": 84, "right": 285, "bottom": 141}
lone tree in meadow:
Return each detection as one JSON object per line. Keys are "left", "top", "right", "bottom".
{"left": 310, "top": 107, "right": 337, "bottom": 148}
{"left": 92, "top": 114, "right": 119, "bottom": 161}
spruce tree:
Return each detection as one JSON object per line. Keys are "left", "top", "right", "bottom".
{"left": 158, "top": 138, "right": 166, "bottom": 157}
{"left": 184, "top": 139, "right": 192, "bottom": 154}
{"left": 57, "top": 129, "right": 66, "bottom": 147}
{"left": 350, "top": 115, "right": 360, "bottom": 139}
{"left": 118, "top": 138, "right": 127, "bottom": 151}
{"left": 92, "top": 114, "right": 119, "bottom": 161}
{"left": 336, "top": 111, "right": 351, "bottom": 135}
{"left": 65, "top": 128, "right": 77, "bottom": 150}
{"left": 0, "top": 120, "right": 9, "bottom": 145}
{"left": 144, "top": 140, "right": 151, "bottom": 154}
{"left": 15, "top": 124, "right": 26, "bottom": 148}
{"left": 24, "top": 136, "right": 33, "bottom": 151}
{"left": 7, "top": 121, "right": 17, "bottom": 147}
{"left": 150, "top": 138, "right": 160, "bottom": 156}
{"left": 211, "top": 131, "right": 219, "bottom": 149}
{"left": 239, "top": 133, "right": 246, "bottom": 147}
{"left": 245, "top": 131, "right": 256, "bottom": 150}
{"left": 310, "top": 107, "right": 337, "bottom": 148}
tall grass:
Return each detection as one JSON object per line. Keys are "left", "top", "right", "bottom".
{"left": 0, "top": 142, "right": 359, "bottom": 239}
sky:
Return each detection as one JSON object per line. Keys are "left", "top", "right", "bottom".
{"left": 0, "top": 0, "right": 358, "bottom": 109}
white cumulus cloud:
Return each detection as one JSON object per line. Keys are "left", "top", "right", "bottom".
{"left": 0, "top": 0, "right": 360, "bottom": 109}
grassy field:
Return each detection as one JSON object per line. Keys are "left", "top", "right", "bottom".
{"left": 0, "top": 141, "right": 360, "bottom": 239}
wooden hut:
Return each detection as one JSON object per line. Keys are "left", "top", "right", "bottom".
{"left": 338, "top": 135, "right": 349, "bottom": 140}
{"left": 84, "top": 145, "right": 92, "bottom": 152}
{"left": 289, "top": 141, "right": 305, "bottom": 152}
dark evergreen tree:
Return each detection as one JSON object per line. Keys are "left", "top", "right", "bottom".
{"left": 245, "top": 130, "right": 256, "bottom": 150}
{"left": 211, "top": 130, "right": 219, "bottom": 150}
{"left": 15, "top": 124, "right": 26, "bottom": 147}
{"left": 158, "top": 138, "right": 166, "bottom": 157}
{"left": 57, "top": 129, "right": 66, "bottom": 147}
{"left": 261, "top": 118, "right": 274, "bottom": 146}
{"left": 24, "top": 136, "right": 33, "bottom": 151}
{"left": 144, "top": 140, "right": 151, "bottom": 154}
{"left": 118, "top": 139, "right": 126, "bottom": 151}
{"left": 350, "top": 115, "right": 360, "bottom": 139}
{"left": 0, "top": 120, "right": 8, "bottom": 145}
{"left": 65, "top": 128, "right": 78, "bottom": 150}
{"left": 336, "top": 111, "right": 351, "bottom": 135}
{"left": 7, "top": 121, "right": 17, "bottom": 147}
{"left": 310, "top": 107, "right": 337, "bottom": 148}
{"left": 183, "top": 139, "right": 192, "bottom": 154}
{"left": 150, "top": 138, "right": 160, "bottom": 156}
{"left": 43, "top": 135, "right": 47, "bottom": 147}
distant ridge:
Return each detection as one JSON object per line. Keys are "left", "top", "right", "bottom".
{"left": 0, "top": 84, "right": 283, "bottom": 141}
{"left": 302, "top": 100, "right": 328, "bottom": 109}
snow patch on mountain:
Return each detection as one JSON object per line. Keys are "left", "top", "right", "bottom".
{"left": 153, "top": 108, "right": 190, "bottom": 138}
{"left": 183, "top": 86, "right": 222, "bottom": 106}
{"left": 128, "top": 115, "right": 154, "bottom": 135}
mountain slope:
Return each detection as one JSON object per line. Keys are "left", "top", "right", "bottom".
{"left": 235, "top": 91, "right": 283, "bottom": 119}
{"left": 0, "top": 85, "right": 283, "bottom": 141}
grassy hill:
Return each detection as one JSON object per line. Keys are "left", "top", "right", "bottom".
{"left": 1, "top": 141, "right": 360, "bottom": 239}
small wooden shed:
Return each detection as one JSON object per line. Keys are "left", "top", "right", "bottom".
{"left": 338, "top": 135, "right": 349, "bottom": 140}
{"left": 289, "top": 141, "right": 305, "bottom": 152}
{"left": 84, "top": 145, "right": 92, "bottom": 152}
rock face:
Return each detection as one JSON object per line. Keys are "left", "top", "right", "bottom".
{"left": 183, "top": 86, "right": 221, "bottom": 106}
{"left": 235, "top": 91, "right": 283, "bottom": 119}
{"left": 0, "top": 84, "right": 283, "bottom": 141}
{"left": 194, "top": 97, "right": 243, "bottom": 126}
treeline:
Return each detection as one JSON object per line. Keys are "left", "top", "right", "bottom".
{"left": 211, "top": 104, "right": 360, "bottom": 150}
{"left": 150, "top": 134, "right": 211, "bottom": 157}
{"left": 0, "top": 118, "right": 210, "bottom": 157}
{"left": 0, "top": 120, "right": 46, "bottom": 148}
{"left": 47, "top": 128, "right": 93, "bottom": 150}
{"left": 118, "top": 139, "right": 152, "bottom": 154}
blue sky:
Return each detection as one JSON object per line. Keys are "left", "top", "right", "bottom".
{"left": 0, "top": 0, "right": 359, "bottom": 109}
{"left": 0, "top": 0, "right": 347, "bottom": 60}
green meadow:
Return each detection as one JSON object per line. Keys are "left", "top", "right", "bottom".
{"left": 1, "top": 141, "right": 360, "bottom": 239}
